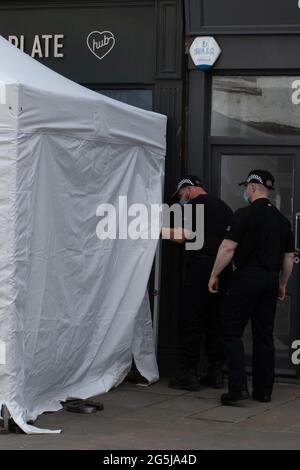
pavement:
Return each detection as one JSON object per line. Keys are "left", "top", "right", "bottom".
{"left": 1, "top": 379, "right": 300, "bottom": 450}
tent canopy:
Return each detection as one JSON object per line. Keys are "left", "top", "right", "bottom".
{"left": 0, "top": 36, "right": 166, "bottom": 433}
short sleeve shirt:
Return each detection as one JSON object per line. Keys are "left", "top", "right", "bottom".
{"left": 184, "top": 194, "right": 233, "bottom": 257}
{"left": 225, "top": 198, "right": 294, "bottom": 270}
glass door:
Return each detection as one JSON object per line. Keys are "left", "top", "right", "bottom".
{"left": 212, "top": 146, "right": 300, "bottom": 377}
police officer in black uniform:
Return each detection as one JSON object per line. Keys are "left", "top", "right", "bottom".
{"left": 162, "top": 175, "right": 233, "bottom": 391}
{"left": 208, "top": 169, "right": 295, "bottom": 405}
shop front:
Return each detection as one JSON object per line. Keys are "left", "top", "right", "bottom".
{"left": 185, "top": 0, "right": 300, "bottom": 379}
{"left": 2, "top": 0, "right": 298, "bottom": 381}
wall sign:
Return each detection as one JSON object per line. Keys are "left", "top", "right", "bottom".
{"left": 8, "top": 34, "right": 64, "bottom": 58}
{"left": 189, "top": 36, "right": 221, "bottom": 70}
{"left": 86, "top": 31, "right": 116, "bottom": 60}
{"left": 0, "top": 4, "right": 155, "bottom": 83}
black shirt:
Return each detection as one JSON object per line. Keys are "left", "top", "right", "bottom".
{"left": 184, "top": 194, "right": 233, "bottom": 258}
{"left": 225, "top": 198, "right": 294, "bottom": 270}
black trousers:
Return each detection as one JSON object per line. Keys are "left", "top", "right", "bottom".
{"left": 221, "top": 266, "right": 279, "bottom": 397}
{"left": 179, "top": 256, "right": 231, "bottom": 375}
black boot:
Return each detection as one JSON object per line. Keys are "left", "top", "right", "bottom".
{"left": 200, "top": 363, "right": 224, "bottom": 389}
{"left": 252, "top": 392, "right": 271, "bottom": 403}
{"left": 220, "top": 390, "right": 249, "bottom": 405}
{"left": 168, "top": 370, "right": 200, "bottom": 391}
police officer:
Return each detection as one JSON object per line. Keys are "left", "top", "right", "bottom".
{"left": 208, "top": 169, "right": 295, "bottom": 405}
{"left": 162, "top": 175, "right": 233, "bottom": 391}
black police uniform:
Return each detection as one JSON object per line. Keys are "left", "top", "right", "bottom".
{"left": 222, "top": 198, "right": 294, "bottom": 399}
{"left": 176, "top": 194, "right": 233, "bottom": 386}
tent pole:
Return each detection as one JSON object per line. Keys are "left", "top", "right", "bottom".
{"left": 152, "top": 169, "right": 165, "bottom": 353}
{"left": 152, "top": 239, "right": 162, "bottom": 353}
{"left": 0, "top": 405, "right": 10, "bottom": 433}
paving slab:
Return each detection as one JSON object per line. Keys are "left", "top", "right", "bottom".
{"left": 236, "top": 397, "right": 300, "bottom": 433}
{"left": 190, "top": 401, "right": 268, "bottom": 423}
{"left": 97, "top": 389, "right": 170, "bottom": 409}
{"left": 212, "top": 428, "right": 300, "bottom": 450}
{"left": 152, "top": 395, "right": 218, "bottom": 414}
{"left": 117, "top": 380, "right": 188, "bottom": 397}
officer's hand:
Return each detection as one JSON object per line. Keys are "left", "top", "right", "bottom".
{"left": 208, "top": 276, "right": 219, "bottom": 294}
{"left": 278, "top": 284, "right": 286, "bottom": 301}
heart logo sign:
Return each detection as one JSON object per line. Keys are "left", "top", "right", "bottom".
{"left": 87, "top": 31, "right": 115, "bottom": 60}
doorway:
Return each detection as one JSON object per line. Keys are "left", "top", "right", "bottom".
{"left": 211, "top": 145, "right": 300, "bottom": 377}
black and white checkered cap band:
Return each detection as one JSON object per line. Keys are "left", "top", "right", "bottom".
{"left": 176, "top": 178, "right": 195, "bottom": 192}
{"left": 246, "top": 174, "right": 263, "bottom": 184}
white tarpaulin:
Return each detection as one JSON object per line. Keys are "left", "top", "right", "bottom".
{"left": 0, "top": 36, "right": 166, "bottom": 433}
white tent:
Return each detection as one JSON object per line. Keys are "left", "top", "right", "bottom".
{"left": 0, "top": 36, "right": 166, "bottom": 433}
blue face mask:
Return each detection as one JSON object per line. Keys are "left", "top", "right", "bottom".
{"left": 243, "top": 190, "right": 250, "bottom": 205}
{"left": 179, "top": 199, "right": 189, "bottom": 206}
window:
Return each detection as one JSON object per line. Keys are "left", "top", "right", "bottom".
{"left": 220, "top": 154, "right": 294, "bottom": 223}
{"left": 211, "top": 76, "right": 300, "bottom": 137}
